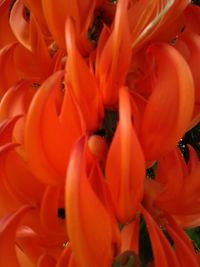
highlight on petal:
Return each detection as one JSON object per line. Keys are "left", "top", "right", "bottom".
{"left": 106, "top": 86, "right": 145, "bottom": 223}
{"left": 139, "top": 43, "right": 194, "bottom": 163}
{"left": 9, "top": 0, "right": 31, "bottom": 51}
{"left": 129, "top": 0, "right": 189, "bottom": 50}
{"left": 10, "top": 0, "right": 50, "bottom": 62}
{"left": 66, "top": 137, "right": 116, "bottom": 267}
{"left": 129, "top": 0, "right": 174, "bottom": 49}
{"left": 23, "top": 0, "right": 49, "bottom": 37}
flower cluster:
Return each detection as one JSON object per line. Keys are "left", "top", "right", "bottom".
{"left": 0, "top": 0, "right": 200, "bottom": 266}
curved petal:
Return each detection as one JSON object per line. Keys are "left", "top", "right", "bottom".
{"left": 129, "top": 0, "right": 189, "bottom": 50}
{"left": 40, "top": 185, "right": 66, "bottom": 235}
{"left": 0, "top": 146, "right": 21, "bottom": 218}
{"left": 16, "top": 225, "right": 65, "bottom": 263}
{"left": 42, "top": 0, "right": 94, "bottom": 51}
{"left": 23, "top": 0, "right": 49, "bottom": 36}
{"left": 140, "top": 43, "right": 194, "bottom": 163}
{"left": 0, "top": 0, "right": 16, "bottom": 49}
{"left": 187, "top": 144, "right": 199, "bottom": 173}
{"left": 142, "top": 207, "right": 180, "bottom": 267}
{"left": 25, "top": 71, "right": 84, "bottom": 184}
{"left": 10, "top": 0, "right": 31, "bottom": 50}
{"left": 0, "top": 80, "right": 35, "bottom": 149}
{"left": 155, "top": 147, "right": 184, "bottom": 202}
{"left": 66, "top": 137, "right": 115, "bottom": 267}
{"left": 106, "top": 86, "right": 145, "bottom": 223}
{"left": 166, "top": 225, "right": 199, "bottom": 267}
{"left": 0, "top": 205, "right": 32, "bottom": 267}
{"left": 0, "top": 43, "right": 19, "bottom": 96}
{"left": 175, "top": 33, "right": 200, "bottom": 128}
{"left": 65, "top": 18, "right": 102, "bottom": 130}
{"left": 2, "top": 148, "right": 45, "bottom": 205}
{"left": 95, "top": 0, "right": 132, "bottom": 106}
{"left": 183, "top": 5, "right": 200, "bottom": 35}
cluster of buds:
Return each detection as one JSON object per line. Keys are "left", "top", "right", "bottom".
{"left": 0, "top": 0, "right": 200, "bottom": 266}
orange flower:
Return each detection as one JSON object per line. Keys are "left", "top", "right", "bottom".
{"left": 0, "top": 1, "right": 200, "bottom": 266}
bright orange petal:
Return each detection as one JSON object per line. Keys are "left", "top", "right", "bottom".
{"left": 140, "top": 43, "right": 194, "bottom": 163}
{"left": 25, "top": 71, "right": 84, "bottom": 184}
{"left": 65, "top": 18, "right": 102, "bottom": 130}
{"left": 66, "top": 137, "right": 115, "bottom": 267}
{"left": 95, "top": 0, "right": 132, "bottom": 106}
{"left": 0, "top": 205, "right": 32, "bottom": 267}
{"left": 106, "top": 86, "right": 145, "bottom": 223}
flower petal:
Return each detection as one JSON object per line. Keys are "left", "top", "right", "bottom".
{"left": 140, "top": 43, "right": 194, "bottom": 163}
{"left": 106, "top": 86, "right": 145, "bottom": 223}
{"left": 65, "top": 18, "right": 102, "bottom": 130}
{"left": 25, "top": 71, "right": 84, "bottom": 184}
{"left": 142, "top": 207, "right": 180, "bottom": 267}
{"left": 0, "top": 205, "right": 32, "bottom": 267}
{"left": 95, "top": 0, "right": 132, "bottom": 106}
{"left": 66, "top": 137, "right": 114, "bottom": 267}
